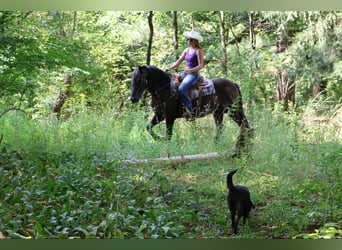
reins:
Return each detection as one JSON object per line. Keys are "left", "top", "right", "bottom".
{"left": 141, "top": 70, "right": 173, "bottom": 104}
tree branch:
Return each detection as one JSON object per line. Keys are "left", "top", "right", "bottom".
{"left": 0, "top": 108, "right": 27, "bottom": 120}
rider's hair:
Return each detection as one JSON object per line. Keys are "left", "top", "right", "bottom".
{"left": 191, "top": 39, "right": 202, "bottom": 49}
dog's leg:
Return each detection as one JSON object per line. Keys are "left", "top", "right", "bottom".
{"left": 243, "top": 216, "right": 247, "bottom": 224}
{"left": 234, "top": 213, "right": 242, "bottom": 234}
{"left": 234, "top": 217, "right": 240, "bottom": 234}
{"left": 230, "top": 209, "right": 236, "bottom": 231}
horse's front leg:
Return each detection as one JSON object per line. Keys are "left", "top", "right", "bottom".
{"left": 165, "top": 117, "right": 175, "bottom": 140}
{"left": 146, "top": 112, "right": 164, "bottom": 140}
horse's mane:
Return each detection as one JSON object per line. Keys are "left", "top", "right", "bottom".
{"left": 146, "top": 65, "right": 167, "bottom": 75}
{"left": 132, "top": 65, "right": 164, "bottom": 79}
{"left": 145, "top": 65, "right": 171, "bottom": 86}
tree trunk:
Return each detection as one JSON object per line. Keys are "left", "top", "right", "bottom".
{"left": 275, "top": 32, "right": 295, "bottom": 111}
{"left": 313, "top": 79, "right": 327, "bottom": 97}
{"left": 276, "top": 36, "right": 289, "bottom": 54}
{"left": 276, "top": 70, "right": 295, "bottom": 111}
{"left": 248, "top": 11, "right": 256, "bottom": 49}
{"left": 219, "top": 11, "right": 228, "bottom": 76}
{"left": 172, "top": 11, "right": 179, "bottom": 61}
{"left": 51, "top": 74, "right": 72, "bottom": 119}
{"left": 228, "top": 25, "right": 241, "bottom": 57}
{"left": 191, "top": 15, "right": 195, "bottom": 29}
{"left": 71, "top": 11, "right": 77, "bottom": 40}
{"left": 146, "top": 11, "right": 154, "bottom": 65}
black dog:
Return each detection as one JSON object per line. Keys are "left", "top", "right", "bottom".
{"left": 227, "top": 169, "right": 255, "bottom": 234}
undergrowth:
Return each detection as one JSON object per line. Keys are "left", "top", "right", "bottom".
{"left": 0, "top": 105, "right": 341, "bottom": 239}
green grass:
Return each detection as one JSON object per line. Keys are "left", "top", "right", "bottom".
{"left": 0, "top": 105, "right": 341, "bottom": 239}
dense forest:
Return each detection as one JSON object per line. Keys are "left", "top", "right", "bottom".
{"left": 0, "top": 11, "right": 341, "bottom": 239}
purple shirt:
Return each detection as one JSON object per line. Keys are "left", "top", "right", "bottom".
{"left": 185, "top": 49, "right": 199, "bottom": 69}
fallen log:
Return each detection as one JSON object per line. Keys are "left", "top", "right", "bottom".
{"left": 123, "top": 152, "right": 221, "bottom": 165}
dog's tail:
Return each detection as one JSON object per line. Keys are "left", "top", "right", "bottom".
{"left": 227, "top": 169, "right": 238, "bottom": 190}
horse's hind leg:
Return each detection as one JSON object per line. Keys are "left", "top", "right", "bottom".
{"left": 228, "top": 98, "right": 249, "bottom": 128}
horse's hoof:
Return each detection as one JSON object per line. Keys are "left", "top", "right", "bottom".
{"left": 231, "top": 152, "right": 241, "bottom": 159}
{"left": 152, "top": 135, "right": 161, "bottom": 140}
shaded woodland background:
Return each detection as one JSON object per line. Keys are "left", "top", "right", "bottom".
{"left": 0, "top": 11, "right": 341, "bottom": 118}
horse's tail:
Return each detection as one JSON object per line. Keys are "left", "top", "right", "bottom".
{"left": 235, "top": 83, "right": 243, "bottom": 109}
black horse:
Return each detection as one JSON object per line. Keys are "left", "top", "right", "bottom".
{"left": 130, "top": 65, "right": 251, "bottom": 157}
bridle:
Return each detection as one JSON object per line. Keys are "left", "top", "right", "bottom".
{"left": 136, "top": 68, "right": 172, "bottom": 103}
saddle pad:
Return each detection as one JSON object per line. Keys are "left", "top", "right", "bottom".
{"left": 198, "top": 79, "right": 216, "bottom": 96}
{"left": 170, "top": 75, "right": 180, "bottom": 95}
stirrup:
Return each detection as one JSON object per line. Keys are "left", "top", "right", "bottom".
{"left": 184, "top": 107, "right": 195, "bottom": 121}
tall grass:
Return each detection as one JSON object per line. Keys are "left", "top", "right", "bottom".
{"left": 1, "top": 106, "right": 239, "bottom": 161}
{"left": 0, "top": 104, "right": 341, "bottom": 239}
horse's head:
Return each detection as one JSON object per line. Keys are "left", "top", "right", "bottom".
{"left": 130, "top": 66, "right": 149, "bottom": 103}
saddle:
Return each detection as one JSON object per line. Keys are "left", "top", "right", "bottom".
{"left": 172, "top": 73, "right": 205, "bottom": 95}
{"left": 172, "top": 73, "right": 216, "bottom": 118}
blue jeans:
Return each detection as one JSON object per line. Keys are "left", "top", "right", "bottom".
{"left": 178, "top": 72, "right": 200, "bottom": 113}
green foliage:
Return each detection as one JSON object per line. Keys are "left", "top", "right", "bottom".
{"left": 0, "top": 105, "right": 341, "bottom": 239}
{"left": 0, "top": 10, "right": 341, "bottom": 239}
{"left": 1, "top": 11, "right": 341, "bottom": 115}
{"left": 326, "top": 61, "right": 342, "bottom": 101}
{"left": 298, "top": 223, "right": 341, "bottom": 239}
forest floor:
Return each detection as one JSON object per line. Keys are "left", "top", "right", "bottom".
{"left": 0, "top": 105, "right": 341, "bottom": 239}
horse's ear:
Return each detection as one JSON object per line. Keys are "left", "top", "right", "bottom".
{"left": 138, "top": 66, "right": 144, "bottom": 72}
{"left": 139, "top": 66, "right": 148, "bottom": 75}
